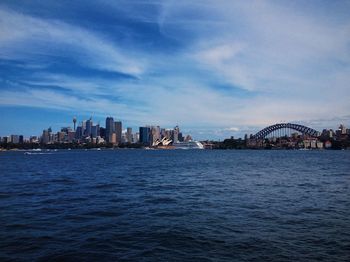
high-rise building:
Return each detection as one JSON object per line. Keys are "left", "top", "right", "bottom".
{"left": 151, "top": 126, "right": 161, "bottom": 145}
{"left": 81, "top": 121, "right": 87, "bottom": 137}
{"left": 114, "top": 121, "right": 122, "bottom": 144}
{"left": 11, "top": 135, "right": 20, "bottom": 144}
{"left": 134, "top": 132, "right": 139, "bottom": 143}
{"left": 42, "top": 129, "right": 51, "bottom": 144}
{"left": 57, "top": 131, "right": 66, "bottom": 142}
{"left": 126, "top": 127, "right": 133, "bottom": 143}
{"left": 99, "top": 127, "right": 106, "bottom": 139}
{"left": 178, "top": 132, "right": 184, "bottom": 142}
{"left": 75, "top": 126, "right": 83, "bottom": 139}
{"left": 67, "top": 131, "right": 76, "bottom": 142}
{"left": 85, "top": 118, "right": 93, "bottom": 137}
{"left": 105, "top": 117, "right": 114, "bottom": 143}
{"left": 61, "top": 127, "right": 72, "bottom": 134}
{"left": 173, "top": 125, "right": 180, "bottom": 143}
{"left": 91, "top": 125, "right": 100, "bottom": 138}
{"left": 139, "top": 127, "right": 151, "bottom": 145}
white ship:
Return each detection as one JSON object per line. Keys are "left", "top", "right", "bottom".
{"left": 172, "top": 141, "right": 204, "bottom": 149}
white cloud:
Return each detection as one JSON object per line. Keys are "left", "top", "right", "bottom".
{"left": 0, "top": 8, "right": 145, "bottom": 75}
{"left": 1, "top": 1, "right": 350, "bottom": 138}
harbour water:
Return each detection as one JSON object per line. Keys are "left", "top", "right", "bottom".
{"left": 0, "top": 150, "right": 349, "bottom": 261}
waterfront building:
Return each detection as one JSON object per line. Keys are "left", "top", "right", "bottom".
{"left": 173, "top": 126, "right": 179, "bottom": 143}
{"left": 86, "top": 118, "right": 93, "bottom": 137}
{"left": 75, "top": 126, "right": 83, "bottom": 139}
{"left": 105, "top": 117, "right": 114, "bottom": 143}
{"left": 99, "top": 127, "right": 105, "bottom": 139}
{"left": 317, "top": 141, "right": 324, "bottom": 149}
{"left": 42, "top": 128, "right": 51, "bottom": 144}
{"left": 178, "top": 132, "right": 184, "bottom": 142}
{"left": 91, "top": 125, "right": 100, "bottom": 138}
{"left": 81, "top": 121, "right": 87, "bottom": 137}
{"left": 134, "top": 132, "right": 139, "bottom": 143}
{"left": 61, "top": 127, "right": 72, "bottom": 134}
{"left": 339, "top": 124, "right": 347, "bottom": 135}
{"left": 126, "top": 127, "right": 133, "bottom": 143}
{"left": 10, "top": 135, "right": 20, "bottom": 144}
{"left": 111, "top": 133, "right": 117, "bottom": 144}
{"left": 57, "top": 131, "right": 66, "bottom": 143}
{"left": 67, "top": 131, "right": 76, "bottom": 142}
{"left": 151, "top": 126, "right": 161, "bottom": 145}
{"left": 310, "top": 140, "right": 317, "bottom": 149}
{"left": 114, "top": 121, "right": 122, "bottom": 144}
{"left": 139, "top": 127, "right": 151, "bottom": 145}
{"left": 30, "top": 136, "right": 39, "bottom": 143}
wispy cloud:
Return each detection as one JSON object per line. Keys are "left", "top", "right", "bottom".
{"left": 0, "top": 1, "right": 349, "bottom": 138}
{"left": 0, "top": 8, "right": 145, "bottom": 75}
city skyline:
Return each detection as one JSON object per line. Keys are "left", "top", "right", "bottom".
{"left": 0, "top": 1, "right": 350, "bottom": 139}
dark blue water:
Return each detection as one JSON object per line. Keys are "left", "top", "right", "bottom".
{"left": 0, "top": 150, "right": 349, "bottom": 261}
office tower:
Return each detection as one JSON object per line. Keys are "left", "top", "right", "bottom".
{"left": 105, "top": 117, "right": 114, "bottom": 143}
{"left": 91, "top": 124, "right": 100, "bottom": 138}
{"left": 75, "top": 126, "right": 83, "bottom": 139}
{"left": 67, "top": 131, "right": 76, "bottom": 142}
{"left": 126, "top": 127, "right": 133, "bottom": 143}
{"left": 99, "top": 127, "right": 106, "bottom": 139}
{"left": 173, "top": 125, "right": 180, "bottom": 143}
{"left": 114, "top": 121, "right": 122, "bottom": 144}
{"left": 134, "top": 132, "right": 139, "bottom": 143}
{"left": 151, "top": 126, "right": 161, "bottom": 145}
{"left": 11, "top": 135, "right": 20, "bottom": 144}
{"left": 111, "top": 133, "right": 117, "bottom": 144}
{"left": 139, "top": 127, "right": 151, "bottom": 145}
{"left": 61, "top": 127, "right": 72, "bottom": 134}
{"left": 57, "top": 132, "right": 65, "bottom": 142}
{"left": 42, "top": 129, "right": 50, "bottom": 144}
{"left": 178, "top": 132, "right": 184, "bottom": 142}
{"left": 86, "top": 118, "right": 93, "bottom": 137}
{"left": 81, "top": 121, "right": 87, "bottom": 137}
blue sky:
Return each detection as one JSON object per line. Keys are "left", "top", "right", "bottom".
{"left": 0, "top": 0, "right": 349, "bottom": 139}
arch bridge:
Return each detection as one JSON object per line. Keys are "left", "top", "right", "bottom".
{"left": 253, "top": 123, "right": 319, "bottom": 139}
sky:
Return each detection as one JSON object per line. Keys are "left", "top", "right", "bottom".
{"left": 0, "top": 0, "right": 349, "bottom": 139}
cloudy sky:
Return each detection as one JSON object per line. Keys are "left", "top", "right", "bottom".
{"left": 0, "top": 0, "right": 349, "bottom": 139}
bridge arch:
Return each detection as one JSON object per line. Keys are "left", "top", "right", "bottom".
{"left": 253, "top": 123, "right": 319, "bottom": 139}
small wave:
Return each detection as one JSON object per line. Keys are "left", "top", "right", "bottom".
{"left": 145, "top": 197, "right": 177, "bottom": 204}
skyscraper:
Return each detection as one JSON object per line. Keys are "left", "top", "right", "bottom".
{"left": 81, "top": 121, "right": 87, "bottom": 137}
{"left": 86, "top": 117, "right": 93, "bottom": 137}
{"left": 114, "top": 121, "right": 122, "bottom": 144}
{"left": 126, "top": 127, "right": 133, "bottom": 143}
{"left": 151, "top": 126, "right": 161, "bottom": 145}
{"left": 139, "top": 127, "right": 151, "bottom": 145}
{"left": 91, "top": 124, "right": 100, "bottom": 138}
{"left": 105, "top": 117, "right": 114, "bottom": 143}
{"left": 173, "top": 125, "right": 180, "bottom": 143}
